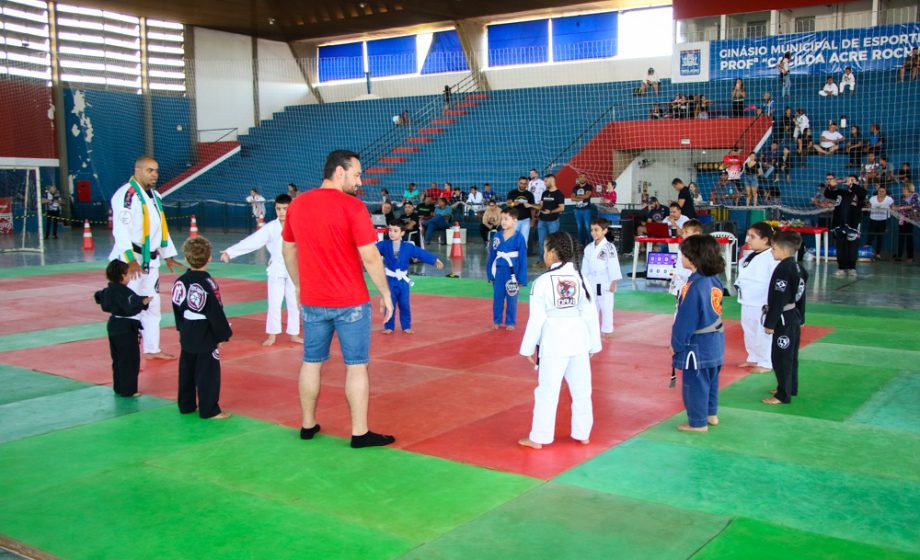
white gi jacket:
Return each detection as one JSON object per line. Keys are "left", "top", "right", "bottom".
{"left": 224, "top": 219, "right": 289, "bottom": 278}
{"left": 735, "top": 249, "right": 777, "bottom": 307}
{"left": 520, "top": 262, "right": 602, "bottom": 358}
{"left": 109, "top": 181, "right": 177, "bottom": 263}
{"left": 581, "top": 239, "right": 622, "bottom": 295}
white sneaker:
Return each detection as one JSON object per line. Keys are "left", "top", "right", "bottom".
{"left": 848, "top": 269, "right": 858, "bottom": 278}
{"left": 833, "top": 270, "right": 847, "bottom": 278}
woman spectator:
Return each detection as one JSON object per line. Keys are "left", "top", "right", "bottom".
{"left": 780, "top": 107, "right": 795, "bottom": 141}
{"left": 846, "top": 125, "right": 863, "bottom": 168}
{"left": 868, "top": 185, "right": 894, "bottom": 260}
{"left": 688, "top": 182, "right": 704, "bottom": 206}
{"left": 480, "top": 199, "right": 502, "bottom": 244}
{"left": 895, "top": 183, "right": 918, "bottom": 263}
{"left": 731, "top": 79, "right": 746, "bottom": 118}
{"left": 742, "top": 152, "right": 762, "bottom": 207}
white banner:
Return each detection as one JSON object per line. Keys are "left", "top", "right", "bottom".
{"left": 671, "top": 41, "right": 710, "bottom": 83}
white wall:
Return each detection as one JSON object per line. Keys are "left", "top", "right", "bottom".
{"left": 256, "top": 39, "right": 314, "bottom": 120}
{"left": 316, "top": 70, "right": 470, "bottom": 103}
{"left": 485, "top": 55, "right": 671, "bottom": 90}
{"left": 193, "top": 28, "right": 255, "bottom": 140}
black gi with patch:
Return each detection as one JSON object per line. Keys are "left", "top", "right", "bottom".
{"left": 94, "top": 282, "right": 149, "bottom": 396}
{"left": 171, "top": 270, "right": 232, "bottom": 418}
{"left": 763, "top": 257, "right": 808, "bottom": 403}
{"left": 824, "top": 183, "right": 866, "bottom": 271}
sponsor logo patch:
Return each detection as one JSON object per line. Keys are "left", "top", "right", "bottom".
{"left": 551, "top": 276, "right": 578, "bottom": 308}
{"left": 119, "top": 209, "right": 132, "bottom": 225}
{"left": 774, "top": 279, "right": 788, "bottom": 292}
{"left": 212, "top": 348, "right": 220, "bottom": 361}
{"left": 777, "top": 335, "right": 791, "bottom": 349}
{"left": 171, "top": 282, "right": 186, "bottom": 306}
{"left": 187, "top": 283, "right": 207, "bottom": 312}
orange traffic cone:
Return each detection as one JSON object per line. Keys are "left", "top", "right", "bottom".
{"left": 189, "top": 215, "right": 199, "bottom": 238}
{"left": 449, "top": 226, "right": 464, "bottom": 259}
{"left": 81, "top": 219, "right": 94, "bottom": 250}
{"left": 257, "top": 216, "right": 265, "bottom": 229}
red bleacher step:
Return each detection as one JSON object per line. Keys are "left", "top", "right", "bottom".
{"left": 419, "top": 127, "right": 445, "bottom": 134}
{"left": 431, "top": 118, "right": 456, "bottom": 125}
{"left": 407, "top": 137, "right": 434, "bottom": 143}
{"left": 444, "top": 110, "right": 467, "bottom": 116}
{"left": 466, "top": 93, "right": 489, "bottom": 100}
{"left": 364, "top": 167, "right": 394, "bottom": 174}
{"left": 392, "top": 146, "right": 421, "bottom": 153}
{"left": 379, "top": 156, "right": 406, "bottom": 164}
{"left": 362, "top": 177, "right": 380, "bottom": 184}
{"left": 455, "top": 101, "right": 478, "bottom": 108}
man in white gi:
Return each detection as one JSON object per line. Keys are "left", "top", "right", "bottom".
{"left": 109, "top": 155, "right": 184, "bottom": 360}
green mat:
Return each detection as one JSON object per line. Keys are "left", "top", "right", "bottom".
{"left": 0, "top": 363, "right": 88, "bottom": 405}
{"left": 848, "top": 373, "right": 920, "bottom": 433}
{"left": 799, "top": 343, "right": 920, "bottom": 371}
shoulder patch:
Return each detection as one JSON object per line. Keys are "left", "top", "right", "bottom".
{"left": 171, "top": 281, "right": 186, "bottom": 306}
{"left": 205, "top": 277, "right": 223, "bottom": 304}
{"left": 187, "top": 283, "right": 207, "bottom": 312}
{"left": 123, "top": 188, "right": 135, "bottom": 209}
{"left": 774, "top": 279, "right": 788, "bottom": 292}
{"left": 711, "top": 287, "right": 723, "bottom": 315}
{"left": 680, "top": 281, "right": 692, "bottom": 302}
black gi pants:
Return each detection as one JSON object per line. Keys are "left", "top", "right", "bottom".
{"left": 897, "top": 222, "right": 915, "bottom": 260}
{"left": 44, "top": 210, "right": 60, "bottom": 238}
{"left": 771, "top": 320, "right": 801, "bottom": 403}
{"left": 178, "top": 348, "right": 222, "bottom": 418}
{"left": 868, "top": 219, "right": 887, "bottom": 256}
{"left": 109, "top": 327, "right": 140, "bottom": 396}
{"left": 835, "top": 230, "right": 858, "bottom": 270}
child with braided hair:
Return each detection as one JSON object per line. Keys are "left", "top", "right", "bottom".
{"left": 519, "top": 231, "right": 602, "bottom": 449}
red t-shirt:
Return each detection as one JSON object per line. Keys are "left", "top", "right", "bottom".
{"left": 281, "top": 188, "right": 377, "bottom": 307}
{"left": 723, "top": 153, "right": 743, "bottom": 180}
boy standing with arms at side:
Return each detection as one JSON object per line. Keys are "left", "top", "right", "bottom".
{"left": 377, "top": 220, "right": 443, "bottom": 334}
{"left": 171, "top": 236, "right": 233, "bottom": 419}
{"left": 487, "top": 208, "right": 528, "bottom": 330}
{"left": 762, "top": 231, "right": 808, "bottom": 405}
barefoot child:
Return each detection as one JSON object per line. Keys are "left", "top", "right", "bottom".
{"left": 487, "top": 208, "right": 528, "bottom": 329}
{"left": 762, "top": 231, "right": 808, "bottom": 405}
{"left": 220, "top": 194, "right": 300, "bottom": 346}
{"left": 94, "top": 259, "right": 151, "bottom": 397}
{"left": 735, "top": 222, "right": 778, "bottom": 374}
{"left": 582, "top": 217, "right": 622, "bottom": 337}
{"left": 377, "top": 220, "right": 444, "bottom": 334}
{"left": 670, "top": 235, "right": 726, "bottom": 432}
{"left": 519, "top": 231, "right": 601, "bottom": 448}
{"left": 172, "top": 237, "right": 232, "bottom": 419}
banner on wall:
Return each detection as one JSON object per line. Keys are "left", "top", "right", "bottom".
{"left": 672, "top": 41, "right": 711, "bottom": 83}
{"left": 709, "top": 23, "right": 920, "bottom": 80}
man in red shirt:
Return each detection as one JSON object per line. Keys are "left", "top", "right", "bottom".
{"left": 282, "top": 150, "right": 395, "bottom": 448}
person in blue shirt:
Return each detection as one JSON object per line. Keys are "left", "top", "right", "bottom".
{"left": 487, "top": 208, "right": 528, "bottom": 330}
{"left": 423, "top": 197, "right": 454, "bottom": 245}
{"left": 670, "top": 235, "right": 726, "bottom": 432}
{"left": 377, "top": 221, "right": 443, "bottom": 334}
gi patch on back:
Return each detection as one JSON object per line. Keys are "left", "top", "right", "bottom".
{"left": 171, "top": 282, "right": 186, "bottom": 306}
{"left": 187, "top": 283, "right": 207, "bottom": 312}
{"left": 711, "top": 287, "right": 723, "bottom": 315}
{"left": 551, "top": 275, "right": 578, "bottom": 308}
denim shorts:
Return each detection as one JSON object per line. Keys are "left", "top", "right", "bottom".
{"left": 301, "top": 303, "right": 371, "bottom": 365}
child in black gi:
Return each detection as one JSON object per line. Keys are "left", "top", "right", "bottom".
{"left": 94, "top": 259, "right": 151, "bottom": 397}
{"left": 762, "top": 231, "right": 808, "bottom": 405}
{"left": 171, "top": 236, "right": 232, "bottom": 419}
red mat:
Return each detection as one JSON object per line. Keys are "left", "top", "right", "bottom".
{"left": 0, "top": 292, "right": 832, "bottom": 480}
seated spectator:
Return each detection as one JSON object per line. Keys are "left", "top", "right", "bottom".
{"left": 861, "top": 152, "right": 881, "bottom": 186}
{"left": 877, "top": 155, "right": 894, "bottom": 187}
{"left": 425, "top": 181, "right": 442, "bottom": 200}
{"left": 846, "top": 125, "right": 863, "bottom": 168}
{"left": 780, "top": 106, "right": 795, "bottom": 141}
{"left": 399, "top": 201, "right": 420, "bottom": 235}
{"left": 818, "top": 75, "right": 839, "bottom": 96}
{"left": 761, "top": 92, "right": 775, "bottom": 117}
{"left": 840, "top": 66, "right": 856, "bottom": 94}
{"left": 400, "top": 109, "right": 411, "bottom": 126}
{"left": 666, "top": 202, "right": 691, "bottom": 236}
{"left": 794, "top": 108, "right": 811, "bottom": 155}
{"left": 465, "top": 186, "right": 484, "bottom": 216}
{"left": 598, "top": 180, "right": 618, "bottom": 212}
{"left": 696, "top": 95, "right": 713, "bottom": 119}
{"left": 402, "top": 182, "right": 420, "bottom": 204}
{"left": 813, "top": 122, "right": 844, "bottom": 155}
{"left": 670, "top": 93, "right": 689, "bottom": 119}
{"left": 761, "top": 141, "right": 780, "bottom": 182}
{"left": 416, "top": 194, "right": 435, "bottom": 220}
{"left": 375, "top": 201, "right": 396, "bottom": 224}
{"left": 423, "top": 198, "right": 454, "bottom": 245}
{"left": 896, "top": 162, "right": 912, "bottom": 185}
{"left": 480, "top": 199, "right": 502, "bottom": 243}
{"left": 898, "top": 47, "right": 919, "bottom": 83}
{"left": 649, "top": 103, "right": 664, "bottom": 119}
{"left": 779, "top": 146, "right": 794, "bottom": 183}
{"left": 638, "top": 67, "right": 659, "bottom": 95}
{"left": 636, "top": 197, "right": 667, "bottom": 237}
{"left": 379, "top": 188, "right": 391, "bottom": 206}
{"left": 481, "top": 183, "right": 495, "bottom": 203}
{"left": 864, "top": 123, "right": 885, "bottom": 157}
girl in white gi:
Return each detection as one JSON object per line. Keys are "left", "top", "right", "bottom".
{"left": 582, "top": 218, "right": 622, "bottom": 338}
{"left": 220, "top": 194, "right": 301, "bottom": 346}
{"left": 519, "top": 231, "right": 602, "bottom": 449}
{"left": 735, "top": 222, "right": 777, "bottom": 373}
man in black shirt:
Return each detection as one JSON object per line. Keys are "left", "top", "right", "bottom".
{"left": 672, "top": 178, "right": 697, "bottom": 219}
{"left": 572, "top": 173, "right": 594, "bottom": 246}
{"left": 507, "top": 176, "right": 536, "bottom": 247}
{"left": 416, "top": 195, "right": 435, "bottom": 219}
{"left": 536, "top": 174, "right": 565, "bottom": 266}
{"left": 399, "top": 201, "right": 419, "bottom": 234}
{"left": 823, "top": 173, "right": 866, "bottom": 277}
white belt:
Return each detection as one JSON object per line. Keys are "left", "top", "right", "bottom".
{"left": 183, "top": 310, "right": 207, "bottom": 320}
{"left": 491, "top": 250, "right": 519, "bottom": 278}
{"left": 385, "top": 268, "right": 413, "bottom": 286}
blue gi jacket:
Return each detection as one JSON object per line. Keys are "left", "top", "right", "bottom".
{"left": 376, "top": 239, "right": 438, "bottom": 286}
{"left": 671, "top": 272, "right": 725, "bottom": 370}
{"left": 486, "top": 230, "right": 528, "bottom": 285}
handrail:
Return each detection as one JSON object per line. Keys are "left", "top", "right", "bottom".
{"left": 542, "top": 102, "right": 617, "bottom": 175}
{"left": 197, "top": 128, "right": 238, "bottom": 143}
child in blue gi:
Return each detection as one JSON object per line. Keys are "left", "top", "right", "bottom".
{"left": 670, "top": 235, "right": 726, "bottom": 432}
{"left": 377, "top": 220, "right": 443, "bottom": 334}
{"left": 487, "top": 208, "right": 528, "bottom": 330}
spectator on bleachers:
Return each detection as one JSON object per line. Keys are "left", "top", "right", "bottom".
{"left": 777, "top": 52, "right": 792, "bottom": 98}
{"left": 666, "top": 202, "right": 691, "bottom": 236}
{"left": 846, "top": 125, "right": 863, "bottom": 168}
{"left": 780, "top": 106, "right": 795, "bottom": 141}
{"left": 638, "top": 67, "right": 659, "bottom": 95}
{"left": 878, "top": 156, "right": 894, "bottom": 188}
{"left": 423, "top": 197, "right": 453, "bottom": 245}
{"left": 710, "top": 172, "right": 736, "bottom": 205}
{"left": 417, "top": 194, "right": 435, "bottom": 220}
{"left": 688, "top": 182, "right": 704, "bottom": 206}
{"left": 599, "top": 180, "right": 618, "bottom": 211}
{"left": 375, "top": 201, "right": 396, "bottom": 225}
{"left": 840, "top": 67, "right": 856, "bottom": 94}
{"left": 722, "top": 147, "right": 743, "bottom": 186}
{"left": 761, "top": 92, "right": 775, "bottom": 117}
{"left": 687, "top": 95, "right": 700, "bottom": 118}
{"left": 813, "top": 122, "right": 844, "bottom": 155}
{"left": 896, "top": 163, "right": 912, "bottom": 185}
{"left": 465, "top": 186, "right": 484, "bottom": 216}
{"left": 636, "top": 197, "right": 667, "bottom": 237}
{"left": 898, "top": 47, "right": 919, "bottom": 83}
{"left": 779, "top": 146, "right": 794, "bottom": 183}
{"left": 672, "top": 178, "right": 697, "bottom": 218}
{"left": 402, "top": 182, "right": 420, "bottom": 204}
{"left": 399, "top": 202, "right": 420, "bottom": 237}
{"left": 482, "top": 183, "right": 495, "bottom": 203}
{"left": 400, "top": 109, "right": 411, "bottom": 126}
{"left": 895, "top": 183, "right": 918, "bottom": 263}
{"left": 864, "top": 123, "right": 885, "bottom": 157}
{"left": 480, "top": 199, "right": 502, "bottom": 243}
{"left": 670, "top": 93, "right": 689, "bottom": 119}
{"left": 380, "top": 188, "right": 391, "bottom": 207}
{"left": 861, "top": 152, "right": 881, "bottom": 186}
{"left": 794, "top": 108, "right": 811, "bottom": 155}
{"left": 761, "top": 141, "right": 779, "bottom": 183}
{"left": 818, "top": 76, "right": 839, "bottom": 97}
{"left": 287, "top": 183, "right": 298, "bottom": 198}
{"left": 868, "top": 185, "right": 894, "bottom": 260}
{"left": 443, "top": 85, "right": 451, "bottom": 110}
{"left": 448, "top": 183, "right": 464, "bottom": 214}
{"left": 696, "top": 95, "right": 713, "bottom": 118}
{"left": 731, "top": 79, "right": 746, "bottom": 117}
{"left": 742, "top": 152, "right": 762, "bottom": 207}
{"left": 649, "top": 103, "right": 664, "bottom": 120}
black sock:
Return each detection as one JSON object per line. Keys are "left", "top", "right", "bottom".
{"left": 300, "top": 424, "right": 321, "bottom": 440}
{"left": 351, "top": 431, "right": 395, "bottom": 448}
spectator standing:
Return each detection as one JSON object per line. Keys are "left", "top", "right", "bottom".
{"left": 761, "top": 92, "right": 775, "bottom": 117}
{"left": 42, "top": 185, "right": 62, "bottom": 239}
{"left": 868, "top": 185, "right": 894, "bottom": 259}
{"left": 846, "top": 125, "right": 863, "bottom": 168}
{"left": 246, "top": 189, "right": 266, "bottom": 223}
{"left": 741, "top": 153, "right": 762, "bottom": 207}
{"left": 898, "top": 47, "right": 919, "bottom": 82}
{"left": 824, "top": 173, "right": 867, "bottom": 277}
{"left": 281, "top": 149, "right": 395, "bottom": 449}
{"left": 571, "top": 172, "right": 595, "bottom": 245}
{"left": 777, "top": 52, "right": 792, "bottom": 97}
{"left": 507, "top": 176, "right": 536, "bottom": 247}
{"left": 794, "top": 109, "right": 811, "bottom": 155}
{"left": 895, "top": 183, "right": 918, "bottom": 263}
{"left": 672, "top": 178, "right": 697, "bottom": 218}
{"left": 731, "top": 79, "right": 746, "bottom": 117}
{"left": 761, "top": 141, "right": 780, "bottom": 182}
{"left": 535, "top": 174, "right": 565, "bottom": 266}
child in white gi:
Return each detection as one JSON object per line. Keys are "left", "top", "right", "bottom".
{"left": 220, "top": 194, "right": 300, "bottom": 346}
{"left": 735, "top": 222, "right": 778, "bottom": 373}
{"left": 519, "top": 231, "right": 602, "bottom": 449}
{"left": 669, "top": 220, "right": 704, "bottom": 297}
{"left": 582, "top": 217, "right": 622, "bottom": 338}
